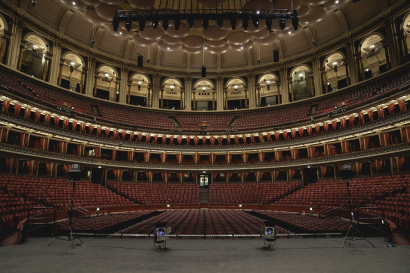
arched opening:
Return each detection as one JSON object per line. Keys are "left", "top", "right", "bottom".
{"left": 402, "top": 14, "right": 410, "bottom": 60}
{"left": 128, "top": 74, "right": 150, "bottom": 106}
{"left": 360, "top": 34, "right": 387, "bottom": 80}
{"left": 161, "top": 78, "right": 182, "bottom": 110}
{"left": 0, "top": 16, "right": 9, "bottom": 64}
{"left": 324, "top": 52, "right": 347, "bottom": 93}
{"left": 19, "top": 34, "right": 50, "bottom": 80}
{"left": 60, "top": 52, "right": 84, "bottom": 92}
{"left": 258, "top": 73, "right": 279, "bottom": 106}
{"left": 290, "top": 65, "right": 313, "bottom": 102}
{"left": 193, "top": 79, "right": 214, "bottom": 111}
{"left": 94, "top": 65, "right": 118, "bottom": 101}
{"left": 225, "top": 78, "right": 247, "bottom": 110}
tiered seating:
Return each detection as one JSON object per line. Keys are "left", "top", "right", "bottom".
{"left": 59, "top": 211, "right": 151, "bottom": 233}
{"left": 108, "top": 182, "right": 199, "bottom": 205}
{"left": 1, "top": 68, "right": 408, "bottom": 131}
{"left": 255, "top": 211, "right": 350, "bottom": 233}
{"left": 0, "top": 175, "right": 134, "bottom": 210}
{"left": 209, "top": 182, "right": 301, "bottom": 204}
{"left": 276, "top": 175, "right": 410, "bottom": 208}
{"left": 120, "top": 209, "right": 290, "bottom": 236}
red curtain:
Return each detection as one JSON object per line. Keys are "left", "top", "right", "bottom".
{"left": 112, "top": 150, "right": 117, "bottom": 161}
{"left": 94, "top": 148, "right": 100, "bottom": 158}
{"left": 161, "top": 135, "right": 167, "bottom": 144}
{"left": 340, "top": 118, "right": 346, "bottom": 129}
{"left": 398, "top": 100, "right": 406, "bottom": 112}
{"left": 275, "top": 151, "right": 282, "bottom": 161}
{"left": 146, "top": 134, "right": 151, "bottom": 143}
{"left": 130, "top": 132, "right": 135, "bottom": 140}
{"left": 77, "top": 144, "right": 82, "bottom": 156}
{"left": 72, "top": 120, "right": 77, "bottom": 130}
{"left": 321, "top": 166, "right": 326, "bottom": 177}
{"left": 368, "top": 110, "right": 373, "bottom": 121}
{"left": 24, "top": 107, "right": 31, "bottom": 118}
{"left": 298, "top": 128, "right": 304, "bottom": 137}
{"left": 332, "top": 121, "right": 337, "bottom": 130}
{"left": 275, "top": 132, "right": 280, "bottom": 140}
{"left": 358, "top": 113, "right": 364, "bottom": 124}
{"left": 137, "top": 133, "right": 143, "bottom": 142}
{"left": 291, "top": 129, "right": 296, "bottom": 138}
{"left": 210, "top": 137, "right": 215, "bottom": 145}
{"left": 121, "top": 131, "right": 126, "bottom": 140}
{"left": 226, "top": 136, "right": 231, "bottom": 145}
{"left": 267, "top": 133, "right": 271, "bottom": 142}
{"left": 35, "top": 111, "right": 41, "bottom": 122}
{"left": 242, "top": 135, "right": 247, "bottom": 144}
{"left": 177, "top": 136, "right": 183, "bottom": 145}
{"left": 315, "top": 124, "right": 320, "bottom": 134}
{"left": 251, "top": 135, "right": 255, "bottom": 144}
{"left": 323, "top": 123, "right": 329, "bottom": 132}
{"left": 194, "top": 137, "right": 199, "bottom": 145}
{"left": 377, "top": 107, "right": 384, "bottom": 119}
{"left": 127, "top": 151, "right": 133, "bottom": 161}
{"left": 349, "top": 116, "right": 355, "bottom": 127}
{"left": 309, "top": 147, "right": 316, "bottom": 158}
{"left": 26, "top": 160, "right": 32, "bottom": 173}
{"left": 64, "top": 165, "right": 69, "bottom": 176}
{"left": 169, "top": 136, "right": 174, "bottom": 144}
{"left": 63, "top": 119, "right": 69, "bottom": 129}
{"left": 201, "top": 136, "right": 206, "bottom": 144}
{"left": 307, "top": 126, "right": 313, "bottom": 136}
{"left": 80, "top": 123, "right": 86, "bottom": 133}
{"left": 186, "top": 136, "right": 191, "bottom": 145}
{"left": 160, "top": 153, "right": 167, "bottom": 163}
{"left": 388, "top": 103, "right": 394, "bottom": 115}
{"left": 97, "top": 127, "right": 102, "bottom": 136}
{"left": 3, "top": 100, "right": 10, "bottom": 112}
{"left": 14, "top": 104, "right": 21, "bottom": 115}
{"left": 398, "top": 157, "right": 404, "bottom": 170}
{"left": 46, "top": 163, "right": 51, "bottom": 175}
{"left": 217, "top": 137, "right": 223, "bottom": 145}
{"left": 234, "top": 136, "right": 239, "bottom": 145}
{"left": 283, "top": 131, "right": 288, "bottom": 139}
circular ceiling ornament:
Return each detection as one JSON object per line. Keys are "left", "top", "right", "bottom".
{"left": 162, "top": 35, "right": 182, "bottom": 45}
{"left": 158, "top": 40, "right": 180, "bottom": 51}
{"left": 128, "top": 0, "right": 155, "bottom": 9}
{"left": 208, "top": 44, "right": 229, "bottom": 54}
{"left": 139, "top": 26, "right": 164, "bottom": 40}
{"left": 242, "top": 0, "right": 274, "bottom": 10}
{"left": 165, "top": 23, "right": 190, "bottom": 38}
{"left": 251, "top": 28, "right": 270, "bottom": 39}
{"left": 84, "top": 8, "right": 110, "bottom": 25}
{"left": 297, "top": 5, "right": 310, "bottom": 17}
{"left": 196, "top": 0, "right": 227, "bottom": 7}
{"left": 133, "top": 34, "right": 157, "bottom": 47}
{"left": 183, "top": 36, "right": 204, "bottom": 48}
{"left": 203, "top": 26, "right": 228, "bottom": 41}
{"left": 231, "top": 41, "right": 253, "bottom": 51}
{"left": 274, "top": 0, "right": 302, "bottom": 9}
{"left": 253, "top": 33, "right": 277, "bottom": 45}
{"left": 182, "top": 45, "right": 202, "bottom": 54}
{"left": 95, "top": 3, "right": 118, "bottom": 21}
{"left": 227, "top": 31, "right": 251, "bottom": 45}
{"left": 299, "top": 7, "right": 327, "bottom": 24}
{"left": 80, "top": 0, "right": 101, "bottom": 6}
{"left": 207, "top": 39, "right": 227, "bottom": 47}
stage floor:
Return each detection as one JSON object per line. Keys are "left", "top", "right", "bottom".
{"left": 0, "top": 237, "right": 409, "bottom": 273}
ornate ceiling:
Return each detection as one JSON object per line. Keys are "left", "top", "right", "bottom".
{"left": 12, "top": 0, "right": 400, "bottom": 70}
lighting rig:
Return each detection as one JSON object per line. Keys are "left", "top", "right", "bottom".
{"left": 112, "top": 9, "right": 299, "bottom": 32}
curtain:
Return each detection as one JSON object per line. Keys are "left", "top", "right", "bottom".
{"left": 315, "top": 124, "right": 321, "bottom": 134}
{"left": 160, "top": 153, "right": 167, "bottom": 163}
{"left": 358, "top": 113, "right": 364, "bottom": 124}
{"left": 275, "top": 132, "right": 280, "bottom": 140}
{"left": 217, "top": 137, "right": 223, "bottom": 145}
{"left": 24, "top": 107, "right": 31, "bottom": 118}
{"left": 46, "top": 163, "right": 51, "bottom": 176}
{"left": 72, "top": 120, "right": 78, "bottom": 131}
{"left": 53, "top": 116, "right": 59, "bottom": 126}
{"left": 177, "top": 136, "right": 183, "bottom": 145}
{"left": 321, "top": 166, "right": 326, "bottom": 177}
{"left": 226, "top": 136, "right": 231, "bottom": 145}
{"left": 388, "top": 103, "right": 394, "bottom": 115}
{"left": 63, "top": 119, "right": 69, "bottom": 129}
{"left": 194, "top": 136, "right": 199, "bottom": 145}
{"left": 307, "top": 126, "right": 313, "bottom": 136}
{"left": 121, "top": 131, "right": 127, "bottom": 140}
{"left": 144, "top": 152, "right": 151, "bottom": 162}
{"left": 283, "top": 131, "right": 288, "bottom": 139}
{"left": 210, "top": 137, "right": 215, "bottom": 145}
{"left": 258, "top": 152, "right": 265, "bottom": 162}
{"left": 130, "top": 132, "right": 135, "bottom": 140}
{"left": 275, "top": 151, "right": 282, "bottom": 161}
{"left": 35, "top": 111, "right": 41, "bottom": 122}
{"left": 3, "top": 100, "right": 10, "bottom": 112}
{"left": 267, "top": 133, "right": 271, "bottom": 142}
{"left": 137, "top": 133, "right": 143, "bottom": 142}
{"left": 77, "top": 144, "right": 82, "bottom": 156}
{"left": 291, "top": 129, "right": 296, "bottom": 138}
{"left": 398, "top": 100, "right": 406, "bottom": 112}
{"left": 169, "top": 136, "right": 174, "bottom": 144}
{"left": 367, "top": 110, "right": 373, "bottom": 121}
{"left": 309, "top": 147, "right": 316, "bottom": 158}
{"left": 340, "top": 118, "right": 346, "bottom": 129}
{"left": 349, "top": 116, "right": 355, "bottom": 127}
{"left": 234, "top": 136, "right": 239, "bottom": 145}
{"left": 242, "top": 135, "right": 247, "bottom": 144}
{"left": 112, "top": 150, "right": 117, "bottom": 161}
{"left": 97, "top": 127, "right": 102, "bottom": 136}
{"left": 80, "top": 123, "right": 86, "bottom": 133}
{"left": 186, "top": 136, "right": 191, "bottom": 145}
{"left": 398, "top": 157, "right": 404, "bottom": 170}
{"left": 44, "top": 114, "right": 51, "bottom": 125}
{"left": 251, "top": 135, "right": 255, "bottom": 144}
{"left": 64, "top": 165, "right": 69, "bottom": 176}
{"left": 14, "top": 104, "right": 21, "bottom": 115}
{"left": 162, "top": 135, "right": 167, "bottom": 144}
{"left": 26, "top": 160, "right": 32, "bottom": 174}
{"left": 94, "top": 148, "right": 100, "bottom": 158}
{"left": 377, "top": 107, "right": 383, "bottom": 119}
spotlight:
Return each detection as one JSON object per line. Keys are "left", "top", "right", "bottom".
{"left": 252, "top": 17, "right": 259, "bottom": 28}
{"left": 230, "top": 18, "right": 237, "bottom": 30}
{"left": 217, "top": 18, "right": 223, "bottom": 28}
{"left": 139, "top": 19, "right": 146, "bottom": 31}
{"left": 31, "top": 0, "right": 37, "bottom": 6}
{"left": 125, "top": 19, "right": 132, "bottom": 31}
{"left": 174, "top": 19, "right": 181, "bottom": 30}
{"left": 261, "top": 225, "right": 277, "bottom": 250}
{"left": 279, "top": 19, "right": 286, "bottom": 30}
{"left": 312, "top": 40, "right": 316, "bottom": 45}
{"left": 258, "top": 59, "right": 261, "bottom": 63}
{"left": 113, "top": 15, "right": 119, "bottom": 32}
{"left": 162, "top": 19, "right": 169, "bottom": 30}
{"left": 187, "top": 19, "right": 194, "bottom": 28}
{"left": 154, "top": 223, "right": 171, "bottom": 250}
{"left": 203, "top": 19, "right": 209, "bottom": 30}
{"left": 292, "top": 11, "right": 299, "bottom": 30}
{"left": 201, "top": 65, "right": 206, "bottom": 78}
{"left": 242, "top": 18, "right": 249, "bottom": 30}
{"left": 266, "top": 18, "right": 272, "bottom": 31}
{"left": 152, "top": 18, "right": 158, "bottom": 29}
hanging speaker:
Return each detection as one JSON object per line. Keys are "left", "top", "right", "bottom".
{"left": 273, "top": 50, "right": 279, "bottom": 62}
{"left": 201, "top": 66, "right": 206, "bottom": 78}
{"left": 138, "top": 55, "right": 143, "bottom": 67}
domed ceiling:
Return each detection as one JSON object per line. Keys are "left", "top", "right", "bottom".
{"left": 19, "top": 0, "right": 396, "bottom": 70}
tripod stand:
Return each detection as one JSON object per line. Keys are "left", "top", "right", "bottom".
{"left": 49, "top": 180, "right": 85, "bottom": 249}
{"left": 341, "top": 180, "right": 374, "bottom": 248}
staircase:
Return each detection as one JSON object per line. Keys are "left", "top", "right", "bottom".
{"left": 199, "top": 188, "right": 209, "bottom": 204}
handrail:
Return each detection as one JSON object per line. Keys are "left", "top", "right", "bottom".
{"left": 25, "top": 207, "right": 57, "bottom": 240}
{"left": 356, "top": 206, "right": 395, "bottom": 244}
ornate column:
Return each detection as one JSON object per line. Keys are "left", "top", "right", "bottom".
{"left": 277, "top": 83, "right": 281, "bottom": 104}
{"left": 192, "top": 92, "right": 196, "bottom": 110}
{"left": 383, "top": 42, "right": 391, "bottom": 70}
{"left": 119, "top": 68, "right": 129, "bottom": 104}
{"left": 93, "top": 76, "right": 98, "bottom": 97}
{"left": 344, "top": 62, "right": 351, "bottom": 86}
{"left": 57, "top": 62, "right": 64, "bottom": 86}
{"left": 345, "top": 40, "right": 358, "bottom": 84}
{"left": 127, "top": 83, "right": 131, "bottom": 104}
{"left": 184, "top": 77, "right": 192, "bottom": 110}
{"left": 179, "top": 90, "right": 184, "bottom": 110}
{"left": 312, "top": 56, "right": 322, "bottom": 96}
{"left": 80, "top": 70, "right": 85, "bottom": 94}
{"left": 42, "top": 56, "right": 50, "bottom": 81}
{"left": 384, "top": 17, "right": 399, "bottom": 68}
{"left": 279, "top": 67, "right": 289, "bottom": 103}
{"left": 49, "top": 42, "right": 62, "bottom": 85}
{"left": 147, "top": 84, "right": 152, "bottom": 107}
{"left": 216, "top": 77, "right": 224, "bottom": 110}
{"left": 244, "top": 88, "right": 248, "bottom": 108}
{"left": 247, "top": 74, "right": 256, "bottom": 108}
{"left": 212, "top": 91, "right": 216, "bottom": 110}
{"left": 84, "top": 58, "right": 96, "bottom": 97}
{"left": 288, "top": 78, "right": 294, "bottom": 102}
{"left": 152, "top": 74, "right": 161, "bottom": 109}
{"left": 160, "top": 90, "right": 164, "bottom": 108}
{"left": 6, "top": 18, "right": 23, "bottom": 69}
{"left": 321, "top": 70, "right": 328, "bottom": 94}
{"left": 224, "top": 89, "right": 228, "bottom": 110}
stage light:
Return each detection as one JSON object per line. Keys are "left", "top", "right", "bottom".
{"left": 266, "top": 18, "right": 272, "bottom": 31}
{"left": 279, "top": 19, "right": 286, "bottom": 30}
{"left": 238, "top": 204, "right": 242, "bottom": 207}
{"left": 292, "top": 13, "right": 299, "bottom": 30}
{"left": 203, "top": 19, "right": 209, "bottom": 30}
{"left": 154, "top": 223, "right": 171, "bottom": 250}
{"left": 261, "top": 225, "right": 277, "bottom": 249}
{"left": 217, "top": 18, "right": 223, "bottom": 28}
{"left": 174, "top": 19, "right": 181, "bottom": 30}
{"left": 202, "top": 86, "right": 206, "bottom": 91}
{"left": 252, "top": 17, "right": 259, "bottom": 28}
{"left": 31, "top": 0, "right": 37, "bottom": 6}
{"left": 167, "top": 204, "right": 170, "bottom": 207}
{"left": 104, "top": 73, "right": 109, "bottom": 78}
{"left": 242, "top": 18, "right": 249, "bottom": 30}
{"left": 113, "top": 15, "right": 119, "bottom": 31}
{"left": 125, "top": 19, "right": 132, "bottom": 31}
{"left": 162, "top": 19, "right": 169, "bottom": 30}
{"left": 97, "top": 207, "right": 100, "bottom": 211}
{"left": 230, "top": 18, "right": 237, "bottom": 30}
{"left": 187, "top": 19, "right": 194, "bottom": 28}
{"left": 139, "top": 19, "right": 146, "bottom": 31}
{"left": 152, "top": 18, "right": 158, "bottom": 28}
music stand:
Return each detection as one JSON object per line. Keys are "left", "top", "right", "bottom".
{"left": 49, "top": 164, "right": 85, "bottom": 249}
{"left": 340, "top": 164, "right": 374, "bottom": 248}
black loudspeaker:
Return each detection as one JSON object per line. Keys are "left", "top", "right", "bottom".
{"left": 201, "top": 66, "right": 206, "bottom": 78}
{"left": 138, "top": 55, "right": 143, "bottom": 67}
{"left": 273, "top": 50, "right": 279, "bottom": 62}
{"left": 339, "top": 164, "right": 354, "bottom": 181}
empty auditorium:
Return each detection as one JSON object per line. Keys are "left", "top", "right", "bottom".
{"left": 1, "top": 0, "right": 410, "bottom": 272}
